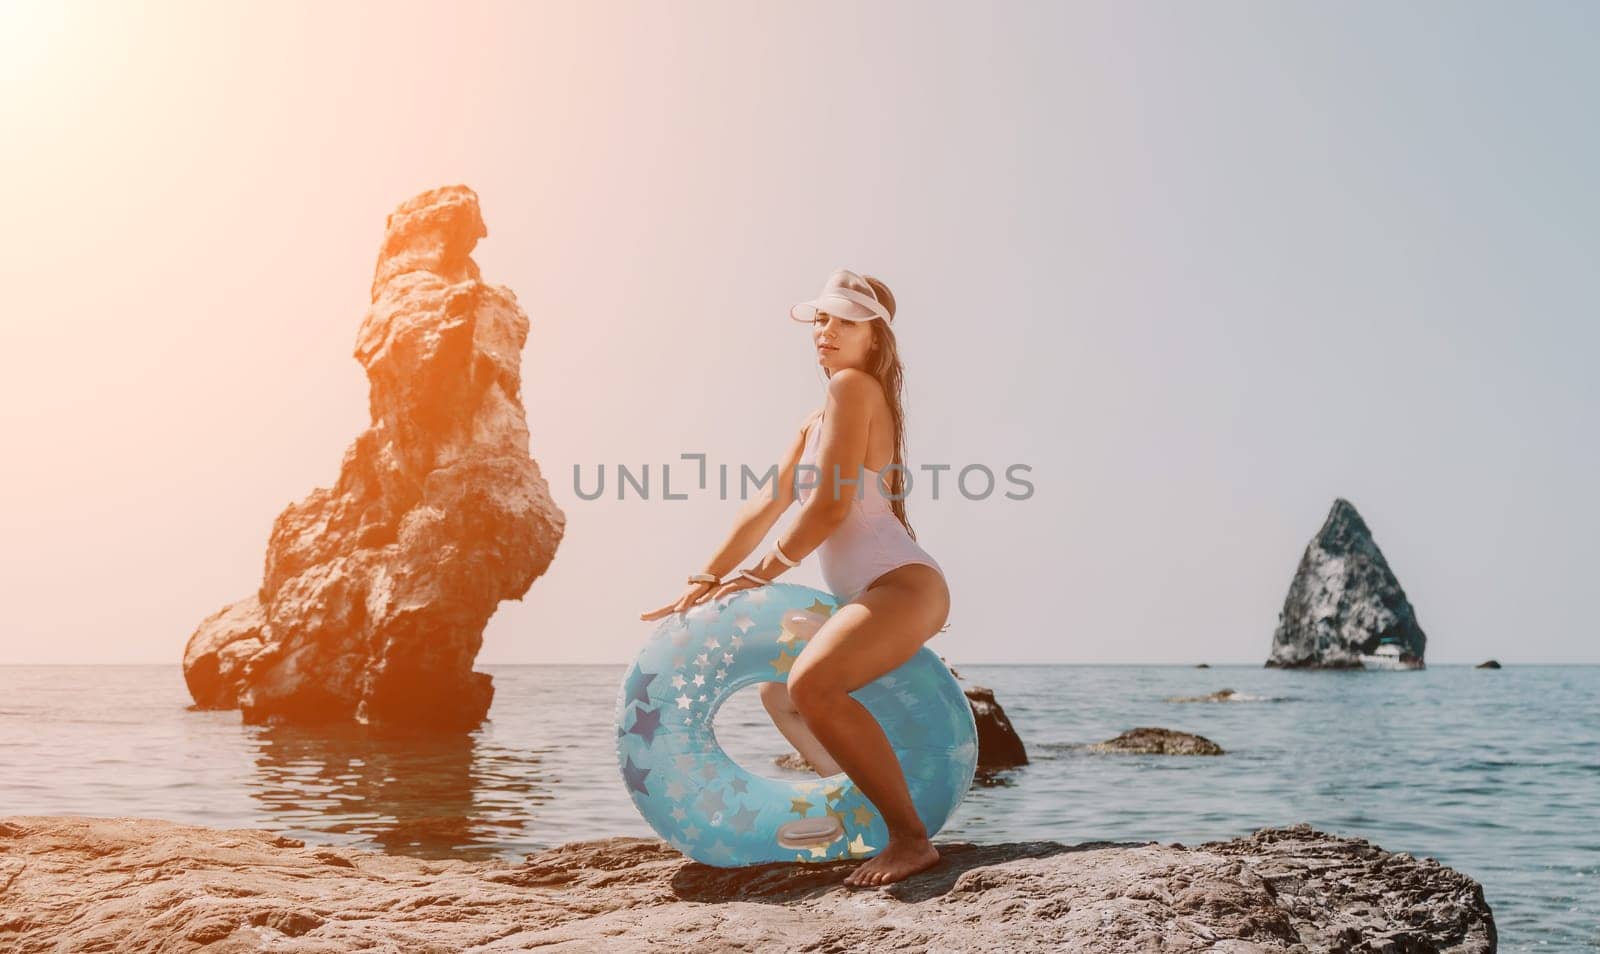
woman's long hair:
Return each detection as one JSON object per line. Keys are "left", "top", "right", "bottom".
{"left": 820, "top": 273, "right": 918, "bottom": 542}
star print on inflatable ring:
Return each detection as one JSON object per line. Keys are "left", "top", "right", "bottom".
{"left": 616, "top": 582, "right": 978, "bottom": 868}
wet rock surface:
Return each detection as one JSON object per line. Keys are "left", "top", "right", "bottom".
{"left": 0, "top": 815, "right": 1494, "bottom": 953}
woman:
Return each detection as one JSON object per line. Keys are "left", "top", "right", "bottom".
{"left": 639, "top": 267, "right": 952, "bottom": 888}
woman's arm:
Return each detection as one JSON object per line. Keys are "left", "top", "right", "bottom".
{"left": 739, "top": 370, "right": 874, "bottom": 582}
{"left": 641, "top": 408, "right": 843, "bottom": 620}
{"left": 690, "top": 408, "right": 822, "bottom": 581}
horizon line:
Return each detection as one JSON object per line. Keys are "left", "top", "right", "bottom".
{"left": 0, "top": 660, "right": 1582, "bottom": 668}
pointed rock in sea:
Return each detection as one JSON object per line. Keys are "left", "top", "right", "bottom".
{"left": 1265, "top": 498, "right": 1426, "bottom": 670}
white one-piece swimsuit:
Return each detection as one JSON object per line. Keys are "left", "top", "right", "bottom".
{"left": 795, "top": 410, "right": 946, "bottom": 604}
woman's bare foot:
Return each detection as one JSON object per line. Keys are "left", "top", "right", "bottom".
{"left": 842, "top": 833, "right": 940, "bottom": 888}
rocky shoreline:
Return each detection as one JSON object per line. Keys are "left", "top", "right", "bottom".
{"left": 0, "top": 815, "right": 1495, "bottom": 952}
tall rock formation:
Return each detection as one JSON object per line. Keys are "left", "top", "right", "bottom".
{"left": 183, "top": 185, "right": 566, "bottom": 728}
{"left": 1265, "top": 498, "right": 1426, "bottom": 669}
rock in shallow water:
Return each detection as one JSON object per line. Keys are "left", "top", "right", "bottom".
{"left": 181, "top": 185, "right": 565, "bottom": 729}
{"left": 1166, "top": 688, "right": 1244, "bottom": 703}
{"left": 773, "top": 751, "right": 813, "bottom": 772}
{"left": 964, "top": 683, "right": 1029, "bottom": 770}
{"left": 1092, "top": 727, "right": 1225, "bottom": 755}
{"left": 1266, "top": 498, "right": 1427, "bottom": 670}
{"left": 0, "top": 815, "right": 1495, "bottom": 953}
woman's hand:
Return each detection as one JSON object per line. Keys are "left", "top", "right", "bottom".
{"left": 639, "top": 581, "right": 720, "bottom": 621}
{"left": 706, "top": 574, "right": 763, "bottom": 603}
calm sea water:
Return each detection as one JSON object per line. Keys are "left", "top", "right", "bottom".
{"left": 0, "top": 664, "right": 1594, "bottom": 950}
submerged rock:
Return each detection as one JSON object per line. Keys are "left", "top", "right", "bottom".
{"left": 1165, "top": 689, "right": 1290, "bottom": 704}
{"left": 0, "top": 815, "right": 1494, "bottom": 953}
{"left": 773, "top": 751, "right": 813, "bottom": 772}
{"left": 1476, "top": 659, "right": 1502, "bottom": 669}
{"left": 181, "top": 185, "right": 565, "bottom": 729}
{"left": 1166, "top": 688, "right": 1243, "bottom": 703}
{"left": 1266, "top": 498, "right": 1427, "bottom": 670}
{"left": 1092, "top": 727, "right": 1224, "bottom": 755}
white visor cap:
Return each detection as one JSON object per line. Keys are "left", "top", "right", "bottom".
{"left": 789, "top": 268, "right": 892, "bottom": 324}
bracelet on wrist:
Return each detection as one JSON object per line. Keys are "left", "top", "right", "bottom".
{"left": 687, "top": 572, "right": 720, "bottom": 586}
{"left": 771, "top": 539, "right": 801, "bottom": 568}
{"left": 738, "top": 568, "right": 773, "bottom": 587}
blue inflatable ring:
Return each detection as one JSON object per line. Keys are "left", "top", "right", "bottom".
{"left": 615, "top": 582, "right": 977, "bottom": 867}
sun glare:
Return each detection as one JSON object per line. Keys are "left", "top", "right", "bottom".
{"left": 0, "top": 0, "right": 77, "bottom": 91}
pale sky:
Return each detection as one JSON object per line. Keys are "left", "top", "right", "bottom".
{"left": 1, "top": 1, "right": 1595, "bottom": 665}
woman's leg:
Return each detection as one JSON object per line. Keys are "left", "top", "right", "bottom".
{"left": 784, "top": 563, "right": 951, "bottom": 887}
{"left": 758, "top": 682, "right": 844, "bottom": 777}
